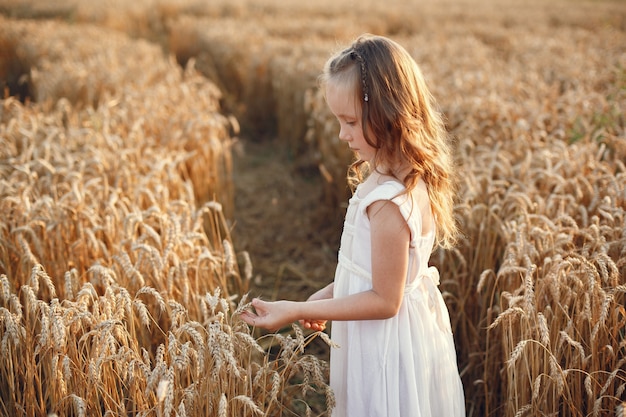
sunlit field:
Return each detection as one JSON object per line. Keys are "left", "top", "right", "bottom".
{"left": 1, "top": 0, "right": 624, "bottom": 416}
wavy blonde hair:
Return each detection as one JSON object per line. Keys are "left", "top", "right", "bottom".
{"left": 321, "top": 34, "right": 458, "bottom": 249}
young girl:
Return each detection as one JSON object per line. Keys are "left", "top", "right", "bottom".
{"left": 241, "top": 34, "right": 465, "bottom": 417}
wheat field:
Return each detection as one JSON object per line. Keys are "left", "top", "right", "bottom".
{"left": 1, "top": 0, "right": 625, "bottom": 416}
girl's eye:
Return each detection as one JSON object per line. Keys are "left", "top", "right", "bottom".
{"left": 346, "top": 121, "right": 356, "bottom": 126}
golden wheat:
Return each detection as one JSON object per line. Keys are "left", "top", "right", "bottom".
{"left": 1, "top": 0, "right": 625, "bottom": 415}
{"left": 0, "top": 13, "right": 334, "bottom": 417}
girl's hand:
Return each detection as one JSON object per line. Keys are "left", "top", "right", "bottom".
{"left": 300, "top": 318, "right": 327, "bottom": 332}
{"left": 240, "top": 298, "right": 296, "bottom": 331}
{"left": 298, "top": 286, "right": 332, "bottom": 331}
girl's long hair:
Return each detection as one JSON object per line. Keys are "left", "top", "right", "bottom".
{"left": 320, "top": 34, "right": 458, "bottom": 249}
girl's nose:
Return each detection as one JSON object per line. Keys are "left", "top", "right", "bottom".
{"left": 338, "top": 126, "right": 349, "bottom": 142}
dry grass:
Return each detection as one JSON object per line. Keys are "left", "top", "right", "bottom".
{"left": 0, "top": 0, "right": 625, "bottom": 416}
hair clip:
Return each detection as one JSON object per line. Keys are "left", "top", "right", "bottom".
{"left": 349, "top": 49, "right": 369, "bottom": 103}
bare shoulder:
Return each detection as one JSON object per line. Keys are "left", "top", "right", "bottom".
{"left": 367, "top": 199, "right": 409, "bottom": 235}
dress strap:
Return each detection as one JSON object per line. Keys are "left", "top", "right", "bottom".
{"left": 357, "top": 181, "right": 405, "bottom": 217}
{"left": 337, "top": 252, "right": 372, "bottom": 283}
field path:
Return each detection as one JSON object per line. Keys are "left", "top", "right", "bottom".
{"left": 230, "top": 138, "right": 339, "bottom": 303}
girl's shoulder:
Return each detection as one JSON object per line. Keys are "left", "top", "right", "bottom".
{"left": 355, "top": 174, "right": 434, "bottom": 238}
{"left": 355, "top": 176, "right": 406, "bottom": 217}
{"left": 355, "top": 172, "right": 404, "bottom": 200}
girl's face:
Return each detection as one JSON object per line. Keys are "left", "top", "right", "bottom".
{"left": 326, "top": 81, "right": 376, "bottom": 162}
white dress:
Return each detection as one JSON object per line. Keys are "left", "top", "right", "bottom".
{"left": 330, "top": 179, "right": 465, "bottom": 417}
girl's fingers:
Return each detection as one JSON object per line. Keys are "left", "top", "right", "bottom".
{"left": 251, "top": 298, "right": 265, "bottom": 310}
{"left": 239, "top": 311, "right": 256, "bottom": 326}
{"left": 300, "top": 319, "right": 326, "bottom": 332}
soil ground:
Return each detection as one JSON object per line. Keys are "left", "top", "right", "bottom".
{"left": 231, "top": 137, "right": 340, "bottom": 299}
{"left": 230, "top": 137, "right": 342, "bottom": 357}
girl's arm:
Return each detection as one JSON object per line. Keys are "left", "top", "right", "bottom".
{"left": 307, "top": 282, "right": 335, "bottom": 301}
{"left": 241, "top": 200, "right": 410, "bottom": 331}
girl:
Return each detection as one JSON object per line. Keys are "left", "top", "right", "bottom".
{"left": 241, "top": 34, "right": 465, "bottom": 417}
